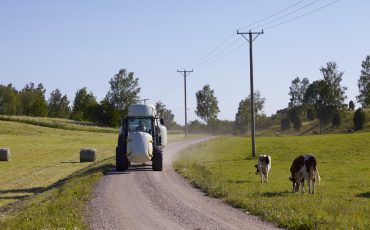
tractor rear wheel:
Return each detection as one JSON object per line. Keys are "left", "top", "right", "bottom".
{"left": 152, "top": 146, "right": 163, "bottom": 171}
{"left": 116, "top": 136, "right": 129, "bottom": 171}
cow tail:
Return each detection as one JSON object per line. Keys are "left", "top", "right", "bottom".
{"left": 316, "top": 168, "right": 321, "bottom": 184}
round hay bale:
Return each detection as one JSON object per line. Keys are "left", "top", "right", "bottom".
{"left": 80, "top": 148, "right": 96, "bottom": 162}
{"left": 0, "top": 148, "right": 11, "bottom": 161}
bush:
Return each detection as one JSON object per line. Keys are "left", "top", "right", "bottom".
{"left": 306, "top": 108, "right": 315, "bottom": 121}
{"left": 293, "top": 116, "right": 302, "bottom": 130}
{"left": 354, "top": 108, "right": 366, "bottom": 130}
{"left": 332, "top": 110, "right": 341, "bottom": 126}
{"left": 280, "top": 117, "right": 291, "bottom": 130}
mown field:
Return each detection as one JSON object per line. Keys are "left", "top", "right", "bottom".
{"left": 0, "top": 118, "right": 197, "bottom": 229}
{"left": 0, "top": 115, "right": 117, "bottom": 133}
{"left": 0, "top": 119, "right": 190, "bottom": 208}
{"left": 0, "top": 120, "right": 117, "bottom": 208}
{"left": 174, "top": 133, "right": 370, "bottom": 229}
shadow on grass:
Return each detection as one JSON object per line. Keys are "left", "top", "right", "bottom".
{"left": 356, "top": 192, "right": 370, "bottom": 198}
{"left": 226, "top": 179, "right": 250, "bottom": 184}
{"left": 60, "top": 161, "right": 81, "bottom": 164}
{"left": 0, "top": 195, "right": 30, "bottom": 200}
{"left": 261, "top": 191, "right": 291, "bottom": 197}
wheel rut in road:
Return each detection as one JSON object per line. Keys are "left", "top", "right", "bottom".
{"left": 85, "top": 137, "right": 279, "bottom": 230}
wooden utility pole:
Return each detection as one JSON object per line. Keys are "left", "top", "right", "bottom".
{"left": 237, "top": 29, "right": 263, "bottom": 158}
{"left": 177, "top": 69, "right": 193, "bottom": 136}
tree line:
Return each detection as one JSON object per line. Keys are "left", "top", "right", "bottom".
{"left": 278, "top": 56, "right": 369, "bottom": 132}
{"left": 0, "top": 69, "right": 170, "bottom": 128}
{"left": 191, "top": 56, "right": 369, "bottom": 134}
{"left": 1, "top": 55, "right": 369, "bottom": 133}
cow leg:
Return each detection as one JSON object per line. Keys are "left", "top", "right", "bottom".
{"left": 301, "top": 180, "right": 305, "bottom": 193}
{"left": 308, "top": 179, "right": 311, "bottom": 194}
{"left": 260, "top": 172, "right": 263, "bottom": 182}
{"left": 312, "top": 178, "right": 315, "bottom": 194}
{"left": 266, "top": 172, "right": 268, "bottom": 183}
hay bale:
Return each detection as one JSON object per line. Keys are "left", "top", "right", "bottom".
{"left": 0, "top": 148, "right": 11, "bottom": 161}
{"left": 80, "top": 148, "right": 96, "bottom": 162}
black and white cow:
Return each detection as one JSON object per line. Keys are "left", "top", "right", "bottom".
{"left": 254, "top": 155, "right": 271, "bottom": 182}
{"left": 289, "top": 155, "right": 321, "bottom": 194}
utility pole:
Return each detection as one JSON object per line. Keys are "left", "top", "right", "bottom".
{"left": 177, "top": 69, "right": 193, "bottom": 136}
{"left": 237, "top": 29, "right": 263, "bottom": 158}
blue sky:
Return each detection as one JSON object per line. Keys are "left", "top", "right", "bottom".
{"left": 0, "top": 0, "right": 369, "bottom": 124}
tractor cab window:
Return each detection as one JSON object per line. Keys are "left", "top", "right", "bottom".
{"left": 128, "top": 118, "right": 152, "bottom": 134}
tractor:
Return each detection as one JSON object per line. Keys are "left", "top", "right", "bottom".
{"left": 116, "top": 104, "right": 167, "bottom": 171}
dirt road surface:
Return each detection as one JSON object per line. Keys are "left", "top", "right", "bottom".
{"left": 85, "top": 138, "right": 279, "bottom": 230}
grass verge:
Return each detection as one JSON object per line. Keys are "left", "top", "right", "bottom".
{"left": 0, "top": 158, "right": 114, "bottom": 229}
{"left": 174, "top": 133, "right": 370, "bottom": 229}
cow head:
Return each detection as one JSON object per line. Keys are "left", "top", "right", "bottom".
{"left": 254, "top": 164, "right": 259, "bottom": 175}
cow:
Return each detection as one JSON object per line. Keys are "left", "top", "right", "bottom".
{"left": 254, "top": 155, "right": 271, "bottom": 182}
{"left": 289, "top": 155, "right": 321, "bottom": 194}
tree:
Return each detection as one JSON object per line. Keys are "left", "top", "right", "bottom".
{"left": 288, "top": 77, "right": 309, "bottom": 107}
{"left": 354, "top": 108, "right": 366, "bottom": 130}
{"left": 356, "top": 55, "right": 370, "bottom": 108}
{"left": 155, "top": 101, "right": 176, "bottom": 129}
{"left": 332, "top": 110, "right": 341, "bottom": 126}
{"left": 0, "top": 84, "right": 19, "bottom": 115}
{"left": 48, "top": 89, "right": 70, "bottom": 118}
{"left": 19, "top": 82, "right": 48, "bottom": 117}
{"left": 304, "top": 62, "right": 347, "bottom": 129}
{"left": 348, "top": 100, "right": 355, "bottom": 110}
{"left": 70, "top": 87, "right": 97, "bottom": 121}
{"left": 319, "top": 61, "right": 347, "bottom": 109}
{"left": 106, "top": 68, "right": 141, "bottom": 115}
{"left": 235, "top": 91, "right": 265, "bottom": 135}
{"left": 280, "top": 117, "right": 291, "bottom": 130}
{"left": 90, "top": 97, "right": 121, "bottom": 127}
{"left": 195, "top": 84, "right": 220, "bottom": 129}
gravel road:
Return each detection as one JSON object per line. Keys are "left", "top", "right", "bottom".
{"left": 85, "top": 138, "right": 279, "bottom": 230}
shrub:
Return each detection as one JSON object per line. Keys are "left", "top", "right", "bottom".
{"left": 354, "top": 108, "right": 366, "bottom": 130}
{"left": 280, "top": 117, "right": 291, "bottom": 130}
{"left": 293, "top": 116, "right": 302, "bottom": 130}
{"left": 306, "top": 108, "right": 315, "bottom": 121}
{"left": 332, "top": 110, "right": 341, "bottom": 126}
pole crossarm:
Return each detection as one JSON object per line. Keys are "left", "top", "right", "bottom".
{"left": 177, "top": 69, "right": 193, "bottom": 136}
{"left": 237, "top": 30, "right": 264, "bottom": 42}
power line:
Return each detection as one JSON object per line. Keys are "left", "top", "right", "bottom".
{"left": 238, "top": 0, "right": 307, "bottom": 30}
{"left": 187, "top": 1, "right": 318, "bottom": 70}
{"left": 264, "top": 0, "right": 341, "bottom": 30}
{"left": 195, "top": 41, "right": 246, "bottom": 70}
{"left": 186, "top": 32, "right": 235, "bottom": 68}
{"left": 193, "top": 37, "right": 243, "bottom": 68}
{"left": 250, "top": 0, "right": 321, "bottom": 30}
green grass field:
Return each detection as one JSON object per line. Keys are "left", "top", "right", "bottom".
{"left": 0, "top": 119, "right": 194, "bottom": 228}
{"left": 174, "top": 133, "right": 370, "bottom": 229}
{"left": 0, "top": 120, "right": 117, "bottom": 208}
{"left": 0, "top": 119, "right": 190, "bottom": 208}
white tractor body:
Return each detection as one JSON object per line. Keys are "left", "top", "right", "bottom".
{"left": 127, "top": 132, "right": 153, "bottom": 163}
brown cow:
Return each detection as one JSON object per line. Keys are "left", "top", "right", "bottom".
{"left": 289, "top": 155, "right": 320, "bottom": 194}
